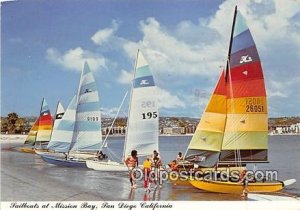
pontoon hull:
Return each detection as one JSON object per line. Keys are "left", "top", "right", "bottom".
{"left": 20, "top": 147, "right": 48, "bottom": 154}
{"left": 189, "top": 180, "right": 283, "bottom": 194}
{"left": 40, "top": 155, "right": 87, "bottom": 168}
{"left": 86, "top": 160, "right": 128, "bottom": 171}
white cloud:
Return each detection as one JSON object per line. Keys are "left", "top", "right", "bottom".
{"left": 46, "top": 47, "right": 106, "bottom": 71}
{"left": 91, "top": 20, "right": 119, "bottom": 46}
{"left": 121, "top": 17, "right": 225, "bottom": 79}
{"left": 101, "top": 107, "right": 120, "bottom": 118}
{"left": 157, "top": 87, "right": 186, "bottom": 109}
{"left": 117, "top": 69, "right": 133, "bottom": 85}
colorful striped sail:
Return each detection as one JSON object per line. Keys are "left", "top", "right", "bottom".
{"left": 47, "top": 98, "right": 77, "bottom": 153}
{"left": 220, "top": 8, "right": 268, "bottom": 163}
{"left": 124, "top": 50, "right": 159, "bottom": 157}
{"left": 70, "top": 62, "right": 102, "bottom": 152}
{"left": 24, "top": 118, "right": 39, "bottom": 146}
{"left": 185, "top": 71, "right": 227, "bottom": 167}
{"left": 185, "top": 7, "right": 268, "bottom": 166}
{"left": 25, "top": 98, "right": 53, "bottom": 149}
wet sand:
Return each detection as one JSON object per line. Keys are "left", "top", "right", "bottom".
{"left": 1, "top": 135, "right": 299, "bottom": 201}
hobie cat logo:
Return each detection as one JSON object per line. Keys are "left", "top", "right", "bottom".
{"left": 140, "top": 80, "right": 149, "bottom": 85}
{"left": 240, "top": 55, "right": 252, "bottom": 63}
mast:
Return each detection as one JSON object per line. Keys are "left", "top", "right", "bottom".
{"left": 217, "top": 6, "right": 237, "bottom": 165}
{"left": 123, "top": 49, "right": 139, "bottom": 160}
{"left": 225, "top": 5, "right": 237, "bottom": 82}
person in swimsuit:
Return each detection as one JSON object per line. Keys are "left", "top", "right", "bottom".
{"left": 125, "top": 150, "right": 138, "bottom": 189}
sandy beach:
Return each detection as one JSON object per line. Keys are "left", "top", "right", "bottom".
{"left": 1, "top": 135, "right": 299, "bottom": 201}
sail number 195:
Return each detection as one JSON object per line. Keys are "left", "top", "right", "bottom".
{"left": 142, "top": 112, "right": 158, "bottom": 119}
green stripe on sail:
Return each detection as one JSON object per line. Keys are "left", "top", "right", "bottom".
{"left": 188, "top": 130, "right": 224, "bottom": 152}
{"left": 222, "top": 131, "right": 268, "bottom": 150}
{"left": 135, "top": 65, "right": 151, "bottom": 79}
{"left": 24, "top": 135, "right": 36, "bottom": 145}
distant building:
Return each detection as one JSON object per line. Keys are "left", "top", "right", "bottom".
{"left": 270, "top": 123, "right": 300, "bottom": 135}
{"left": 162, "top": 127, "right": 185, "bottom": 135}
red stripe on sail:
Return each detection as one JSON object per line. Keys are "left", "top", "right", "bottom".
{"left": 227, "top": 79, "right": 266, "bottom": 98}
{"left": 229, "top": 61, "right": 263, "bottom": 82}
{"left": 214, "top": 70, "right": 226, "bottom": 95}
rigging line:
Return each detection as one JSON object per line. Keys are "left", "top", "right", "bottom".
{"left": 99, "top": 90, "right": 129, "bottom": 152}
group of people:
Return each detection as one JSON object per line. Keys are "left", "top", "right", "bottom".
{"left": 124, "top": 150, "right": 163, "bottom": 191}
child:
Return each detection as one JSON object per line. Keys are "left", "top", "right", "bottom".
{"left": 143, "top": 157, "right": 152, "bottom": 192}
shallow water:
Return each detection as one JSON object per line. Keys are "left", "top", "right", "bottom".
{"left": 1, "top": 135, "right": 299, "bottom": 201}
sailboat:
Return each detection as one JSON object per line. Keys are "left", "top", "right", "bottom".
{"left": 38, "top": 61, "right": 102, "bottom": 167}
{"left": 20, "top": 98, "right": 53, "bottom": 153}
{"left": 86, "top": 50, "right": 159, "bottom": 171}
{"left": 186, "top": 6, "right": 295, "bottom": 193}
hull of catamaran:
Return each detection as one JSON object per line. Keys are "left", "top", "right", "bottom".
{"left": 248, "top": 193, "right": 300, "bottom": 201}
{"left": 86, "top": 160, "right": 128, "bottom": 171}
{"left": 20, "top": 147, "right": 48, "bottom": 154}
{"left": 189, "top": 180, "right": 283, "bottom": 194}
{"left": 40, "top": 155, "right": 87, "bottom": 168}
{"left": 68, "top": 152, "right": 97, "bottom": 160}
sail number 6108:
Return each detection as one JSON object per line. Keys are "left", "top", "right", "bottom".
{"left": 142, "top": 112, "right": 158, "bottom": 119}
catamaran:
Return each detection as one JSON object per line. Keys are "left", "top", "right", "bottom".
{"left": 20, "top": 98, "right": 53, "bottom": 153}
{"left": 38, "top": 61, "right": 102, "bottom": 167}
{"left": 86, "top": 50, "right": 159, "bottom": 171}
{"left": 185, "top": 6, "right": 296, "bottom": 193}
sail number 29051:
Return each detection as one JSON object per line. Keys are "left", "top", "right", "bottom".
{"left": 245, "top": 97, "right": 265, "bottom": 113}
{"left": 246, "top": 105, "right": 264, "bottom": 112}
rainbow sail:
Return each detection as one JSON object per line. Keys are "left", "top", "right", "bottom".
{"left": 24, "top": 98, "right": 53, "bottom": 149}
{"left": 24, "top": 118, "right": 39, "bottom": 146}
{"left": 185, "top": 7, "right": 268, "bottom": 166}
{"left": 185, "top": 71, "right": 227, "bottom": 167}
{"left": 220, "top": 8, "right": 268, "bottom": 163}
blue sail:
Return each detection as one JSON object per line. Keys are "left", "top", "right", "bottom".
{"left": 70, "top": 62, "right": 102, "bottom": 152}
{"left": 47, "top": 96, "right": 77, "bottom": 153}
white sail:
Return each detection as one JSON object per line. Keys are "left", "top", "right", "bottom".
{"left": 53, "top": 102, "right": 65, "bottom": 129}
{"left": 47, "top": 96, "right": 77, "bottom": 153}
{"left": 124, "top": 50, "right": 159, "bottom": 157}
{"left": 71, "top": 62, "right": 102, "bottom": 152}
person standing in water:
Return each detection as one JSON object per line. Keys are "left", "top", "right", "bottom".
{"left": 151, "top": 150, "right": 163, "bottom": 188}
{"left": 143, "top": 157, "right": 152, "bottom": 192}
{"left": 125, "top": 150, "right": 139, "bottom": 189}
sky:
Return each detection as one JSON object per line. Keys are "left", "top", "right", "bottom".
{"left": 1, "top": 0, "right": 300, "bottom": 118}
